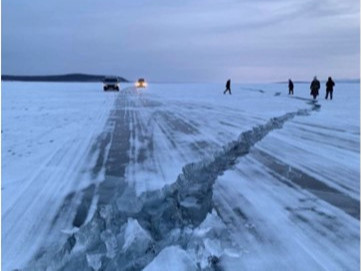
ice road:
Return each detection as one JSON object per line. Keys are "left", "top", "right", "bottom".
{"left": 2, "top": 82, "right": 360, "bottom": 270}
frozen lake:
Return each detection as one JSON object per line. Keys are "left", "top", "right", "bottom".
{"left": 2, "top": 81, "right": 360, "bottom": 270}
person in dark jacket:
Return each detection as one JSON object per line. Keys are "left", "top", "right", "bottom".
{"left": 325, "top": 77, "right": 335, "bottom": 100}
{"left": 310, "top": 76, "right": 320, "bottom": 99}
{"left": 288, "top": 79, "right": 294, "bottom": 95}
{"left": 224, "top": 79, "right": 231, "bottom": 95}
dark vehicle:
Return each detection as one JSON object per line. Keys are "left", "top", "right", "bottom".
{"left": 135, "top": 78, "right": 147, "bottom": 88}
{"left": 103, "top": 77, "right": 120, "bottom": 91}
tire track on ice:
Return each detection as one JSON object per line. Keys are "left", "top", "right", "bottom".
{"left": 252, "top": 149, "right": 360, "bottom": 219}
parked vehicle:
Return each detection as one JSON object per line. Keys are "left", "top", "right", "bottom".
{"left": 135, "top": 78, "right": 147, "bottom": 88}
{"left": 103, "top": 77, "right": 119, "bottom": 91}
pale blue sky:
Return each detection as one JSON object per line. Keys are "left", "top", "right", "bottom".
{"left": 2, "top": 0, "right": 360, "bottom": 82}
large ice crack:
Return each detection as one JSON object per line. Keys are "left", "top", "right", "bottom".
{"left": 24, "top": 101, "right": 320, "bottom": 271}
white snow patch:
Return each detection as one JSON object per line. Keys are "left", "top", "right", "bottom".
{"left": 143, "top": 246, "right": 197, "bottom": 271}
{"left": 122, "top": 218, "right": 152, "bottom": 252}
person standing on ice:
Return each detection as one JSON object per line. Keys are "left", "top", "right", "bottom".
{"left": 288, "top": 79, "right": 294, "bottom": 95}
{"left": 224, "top": 79, "right": 232, "bottom": 95}
{"left": 310, "top": 76, "right": 320, "bottom": 99}
{"left": 325, "top": 76, "right": 335, "bottom": 100}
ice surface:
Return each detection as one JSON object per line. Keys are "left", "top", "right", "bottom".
{"left": 2, "top": 81, "right": 359, "bottom": 270}
{"left": 2, "top": 82, "right": 119, "bottom": 270}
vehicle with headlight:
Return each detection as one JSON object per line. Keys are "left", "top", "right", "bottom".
{"left": 103, "top": 77, "right": 120, "bottom": 91}
{"left": 135, "top": 78, "right": 147, "bottom": 88}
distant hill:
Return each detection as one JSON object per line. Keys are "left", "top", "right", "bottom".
{"left": 1, "top": 73, "right": 128, "bottom": 82}
{"left": 333, "top": 79, "right": 360, "bottom": 84}
{"left": 276, "top": 79, "right": 360, "bottom": 84}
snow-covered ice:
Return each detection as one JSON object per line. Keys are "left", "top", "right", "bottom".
{"left": 2, "top": 81, "right": 359, "bottom": 270}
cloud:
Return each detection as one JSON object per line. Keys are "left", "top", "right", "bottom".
{"left": 2, "top": 0, "right": 359, "bottom": 82}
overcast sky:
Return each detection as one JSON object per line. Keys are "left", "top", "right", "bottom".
{"left": 2, "top": 0, "right": 360, "bottom": 82}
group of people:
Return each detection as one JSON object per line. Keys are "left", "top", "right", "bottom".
{"left": 288, "top": 76, "right": 335, "bottom": 100}
{"left": 223, "top": 77, "right": 336, "bottom": 100}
